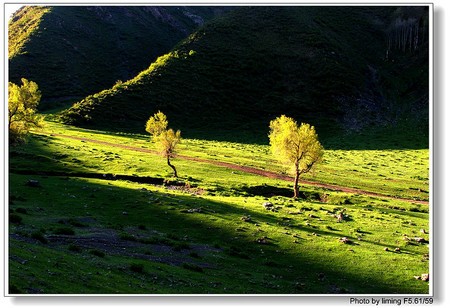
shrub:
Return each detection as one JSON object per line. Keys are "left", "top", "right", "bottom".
{"left": 172, "top": 242, "right": 190, "bottom": 251}
{"left": 68, "top": 244, "right": 82, "bottom": 252}
{"left": 139, "top": 236, "right": 172, "bottom": 245}
{"left": 9, "top": 284, "right": 21, "bottom": 294}
{"left": 9, "top": 213, "right": 22, "bottom": 224}
{"left": 263, "top": 260, "right": 278, "bottom": 267}
{"left": 68, "top": 219, "right": 86, "bottom": 227}
{"left": 119, "top": 232, "right": 136, "bottom": 241}
{"left": 189, "top": 252, "right": 201, "bottom": 259}
{"left": 31, "top": 231, "right": 47, "bottom": 244}
{"left": 182, "top": 263, "right": 203, "bottom": 272}
{"left": 89, "top": 249, "right": 105, "bottom": 257}
{"left": 54, "top": 227, "right": 75, "bottom": 235}
{"left": 129, "top": 263, "right": 145, "bottom": 273}
{"left": 15, "top": 207, "right": 27, "bottom": 214}
{"left": 226, "top": 246, "right": 250, "bottom": 259}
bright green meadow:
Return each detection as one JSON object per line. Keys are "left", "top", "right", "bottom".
{"left": 8, "top": 119, "right": 430, "bottom": 294}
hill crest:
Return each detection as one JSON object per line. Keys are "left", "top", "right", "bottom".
{"left": 8, "top": 6, "right": 233, "bottom": 107}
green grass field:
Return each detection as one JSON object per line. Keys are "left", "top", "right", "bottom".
{"left": 8, "top": 120, "right": 430, "bottom": 294}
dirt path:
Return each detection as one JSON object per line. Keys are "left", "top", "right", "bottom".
{"left": 43, "top": 132, "right": 429, "bottom": 205}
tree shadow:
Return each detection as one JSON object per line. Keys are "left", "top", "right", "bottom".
{"left": 238, "top": 184, "right": 326, "bottom": 203}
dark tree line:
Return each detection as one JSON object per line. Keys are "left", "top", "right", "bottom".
{"left": 385, "top": 7, "right": 428, "bottom": 58}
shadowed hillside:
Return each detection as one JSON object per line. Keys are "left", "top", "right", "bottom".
{"left": 8, "top": 6, "right": 233, "bottom": 108}
{"left": 60, "top": 6, "right": 429, "bottom": 145}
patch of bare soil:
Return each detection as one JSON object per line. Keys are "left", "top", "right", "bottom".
{"left": 12, "top": 227, "right": 218, "bottom": 269}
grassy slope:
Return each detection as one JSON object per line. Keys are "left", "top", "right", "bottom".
{"left": 9, "top": 121, "right": 430, "bottom": 294}
{"left": 8, "top": 6, "right": 51, "bottom": 58}
{"left": 8, "top": 6, "right": 232, "bottom": 108}
{"left": 60, "top": 6, "right": 428, "bottom": 147}
{"left": 31, "top": 121, "right": 429, "bottom": 202}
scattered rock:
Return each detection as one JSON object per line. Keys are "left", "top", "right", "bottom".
{"left": 262, "top": 202, "right": 273, "bottom": 210}
{"left": 420, "top": 229, "right": 427, "bottom": 234}
{"left": 335, "top": 210, "right": 346, "bottom": 222}
{"left": 10, "top": 255, "right": 28, "bottom": 265}
{"left": 294, "top": 282, "right": 305, "bottom": 290}
{"left": 413, "top": 237, "right": 428, "bottom": 243}
{"left": 384, "top": 247, "right": 389, "bottom": 251}
{"left": 395, "top": 247, "right": 401, "bottom": 252}
{"left": 414, "top": 273, "right": 429, "bottom": 282}
{"left": 26, "top": 179, "right": 41, "bottom": 188}
{"left": 339, "top": 237, "right": 352, "bottom": 244}
{"left": 329, "top": 284, "right": 350, "bottom": 293}
{"left": 308, "top": 214, "right": 319, "bottom": 219}
{"left": 187, "top": 208, "right": 202, "bottom": 213}
{"left": 180, "top": 208, "right": 202, "bottom": 213}
{"left": 256, "top": 236, "right": 269, "bottom": 244}
{"left": 241, "top": 215, "right": 252, "bottom": 222}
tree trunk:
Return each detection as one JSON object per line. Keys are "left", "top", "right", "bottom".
{"left": 167, "top": 157, "right": 178, "bottom": 178}
{"left": 293, "top": 170, "right": 300, "bottom": 199}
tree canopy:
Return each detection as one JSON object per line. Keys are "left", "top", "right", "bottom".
{"left": 146, "top": 111, "right": 181, "bottom": 177}
{"left": 269, "top": 115, "right": 324, "bottom": 198}
{"left": 8, "top": 78, "right": 42, "bottom": 144}
{"left": 145, "top": 110, "right": 168, "bottom": 137}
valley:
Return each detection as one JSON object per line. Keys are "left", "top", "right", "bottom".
{"left": 7, "top": 5, "right": 430, "bottom": 295}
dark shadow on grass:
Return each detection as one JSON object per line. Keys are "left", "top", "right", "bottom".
{"left": 9, "top": 169, "right": 173, "bottom": 186}
{"left": 9, "top": 173, "right": 428, "bottom": 294}
{"left": 237, "top": 185, "right": 325, "bottom": 202}
{"left": 239, "top": 184, "right": 293, "bottom": 198}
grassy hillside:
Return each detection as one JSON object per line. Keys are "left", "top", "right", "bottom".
{"left": 60, "top": 6, "right": 429, "bottom": 145}
{"left": 8, "top": 6, "right": 233, "bottom": 108}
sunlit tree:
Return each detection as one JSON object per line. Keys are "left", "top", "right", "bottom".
{"left": 145, "top": 110, "right": 168, "bottom": 137}
{"left": 146, "top": 111, "right": 181, "bottom": 177}
{"left": 269, "top": 115, "right": 324, "bottom": 198}
{"left": 8, "top": 78, "right": 43, "bottom": 144}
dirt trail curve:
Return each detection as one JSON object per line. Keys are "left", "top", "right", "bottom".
{"left": 43, "top": 132, "right": 429, "bottom": 205}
